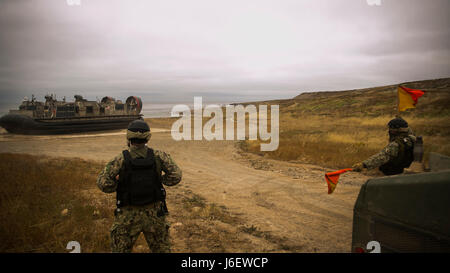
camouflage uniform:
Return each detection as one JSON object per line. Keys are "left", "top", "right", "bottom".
{"left": 362, "top": 128, "right": 416, "bottom": 171}
{"left": 97, "top": 145, "right": 182, "bottom": 253}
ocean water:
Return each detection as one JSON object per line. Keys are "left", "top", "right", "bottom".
{"left": 0, "top": 102, "right": 16, "bottom": 117}
{"left": 142, "top": 103, "right": 178, "bottom": 118}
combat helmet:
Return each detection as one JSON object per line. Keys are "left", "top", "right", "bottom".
{"left": 388, "top": 117, "right": 408, "bottom": 129}
{"left": 387, "top": 117, "right": 410, "bottom": 141}
{"left": 126, "top": 119, "right": 151, "bottom": 142}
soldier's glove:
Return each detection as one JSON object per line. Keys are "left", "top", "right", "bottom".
{"left": 352, "top": 162, "right": 365, "bottom": 172}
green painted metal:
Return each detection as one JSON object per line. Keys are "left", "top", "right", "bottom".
{"left": 352, "top": 170, "right": 450, "bottom": 253}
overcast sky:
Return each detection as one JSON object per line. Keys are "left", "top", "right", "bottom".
{"left": 0, "top": 0, "right": 449, "bottom": 104}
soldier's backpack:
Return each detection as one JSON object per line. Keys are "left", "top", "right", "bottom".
{"left": 379, "top": 136, "right": 415, "bottom": 175}
{"left": 116, "top": 148, "right": 165, "bottom": 207}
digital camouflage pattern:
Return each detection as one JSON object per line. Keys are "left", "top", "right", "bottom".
{"left": 97, "top": 145, "right": 182, "bottom": 252}
{"left": 363, "top": 141, "right": 401, "bottom": 170}
{"left": 126, "top": 130, "right": 151, "bottom": 142}
{"left": 110, "top": 202, "right": 170, "bottom": 253}
{"left": 362, "top": 133, "right": 416, "bottom": 170}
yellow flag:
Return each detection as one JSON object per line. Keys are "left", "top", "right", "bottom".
{"left": 398, "top": 86, "right": 425, "bottom": 112}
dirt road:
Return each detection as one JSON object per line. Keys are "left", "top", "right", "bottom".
{"left": 0, "top": 127, "right": 372, "bottom": 252}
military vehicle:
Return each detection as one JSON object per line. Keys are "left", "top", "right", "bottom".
{"left": 0, "top": 94, "right": 143, "bottom": 134}
{"left": 352, "top": 154, "right": 450, "bottom": 253}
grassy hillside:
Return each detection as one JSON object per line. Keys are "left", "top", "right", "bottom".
{"left": 241, "top": 78, "right": 450, "bottom": 169}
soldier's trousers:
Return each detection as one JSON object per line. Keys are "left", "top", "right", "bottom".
{"left": 110, "top": 202, "right": 170, "bottom": 253}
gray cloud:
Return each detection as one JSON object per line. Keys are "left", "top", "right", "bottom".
{"left": 0, "top": 0, "right": 448, "bottom": 104}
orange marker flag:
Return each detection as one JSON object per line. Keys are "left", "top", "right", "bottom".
{"left": 325, "top": 168, "right": 353, "bottom": 194}
{"left": 398, "top": 86, "right": 425, "bottom": 112}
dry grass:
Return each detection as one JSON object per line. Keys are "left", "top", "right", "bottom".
{"left": 242, "top": 114, "right": 450, "bottom": 169}
{"left": 142, "top": 79, "right": 450, "bottom": 169}
{"left": 241, "top": 78, "right": 450, "bottom": 168}
{"left": 0, "top": 153, "right": 110, "bottom": 252}
{"left": 0, "top": 153, "right": 285, "bottom": 253}
{"left": 0, "top": 153, "right": 243, "bottom": 253}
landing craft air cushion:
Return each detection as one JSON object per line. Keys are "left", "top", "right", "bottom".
{"left": 0, "top": 95, "right": 143, "bottom": 134}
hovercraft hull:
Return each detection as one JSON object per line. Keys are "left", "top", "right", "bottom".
{"left": 0, "top": 114, "right": 143, "bottom": 135}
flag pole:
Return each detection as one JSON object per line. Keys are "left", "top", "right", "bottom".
{"left": 396, "top": 85, "right": 401, "bottom": 118}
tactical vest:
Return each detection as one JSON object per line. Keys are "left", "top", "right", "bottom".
{"left": 379, "top": 137, "right": 415, "bottom": 175}
{"left": 116, "top": 148, "right": 165, "bottom": 207}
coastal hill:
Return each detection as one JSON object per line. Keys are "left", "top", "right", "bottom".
{"left": 241, "top": 77, "right": 450, "bottom": 167}
{"left": 248, "top": 77, "right": 450, "bottom": 118}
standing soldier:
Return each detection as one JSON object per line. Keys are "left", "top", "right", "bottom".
{"left": 97, "top": 120, "right": 182, "bottom": 253}
{"left": 352, "top": 117, "right": 416, "bottom": 175}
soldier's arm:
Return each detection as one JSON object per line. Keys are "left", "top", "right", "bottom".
{"left": 155, "top": 150, "right": 182, "bottom": 186}
{"left": 96, "top": 153, "right": 124, "bottom": 193}
{"left": 362, "top": 142, "right": 399, "bottom": 170}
